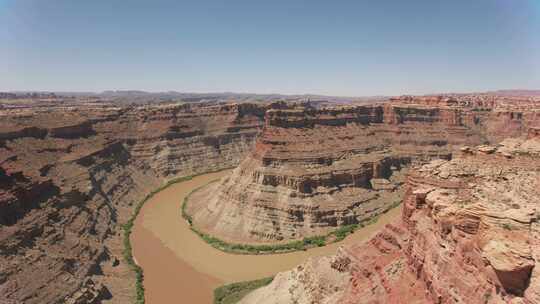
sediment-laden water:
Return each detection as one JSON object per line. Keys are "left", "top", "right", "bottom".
{"left": 131, "top": 170, "right": 401, "bottom": 304}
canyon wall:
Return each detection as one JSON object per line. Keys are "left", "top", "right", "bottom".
{"left": 242, "top": 139, "right": 540, "bottom": 304}
{"left": 0, "top": 93, "right": 538, "bottom": 303}
{"left": 0, "top": 102, "right": 265, "bottom": 303}
{"left": 187, "top": 96, "right": 518, "bottom": 244}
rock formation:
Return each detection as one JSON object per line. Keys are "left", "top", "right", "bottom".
{"left": 0, "top": 101, "right": 264, "bottom": 303}
{"left": 241, "top": 139, "right": 540, "bottom": 304}
{"left": 187, "top": 96, "right": 516, "bottom": 243}
{"left": 0, "top": 92, "right": 538, "bottom": 303}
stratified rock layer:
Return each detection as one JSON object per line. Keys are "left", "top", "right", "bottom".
{"left": 242, "top": 140, "right": 540, "bottom": 304}
{"left": 188, "top": 97, "right": 512, "bottom": 243}
{"left": 0, "top": 102, "right": 264, "bottom": 303}
{"left": 1, "top": 93, "right": 539, "bottom": 303}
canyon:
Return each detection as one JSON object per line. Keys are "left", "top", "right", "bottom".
{"left": 0, "top": 92, "right": 539, "bottom": 303}
{"left": 0, "top": 101, "right": 265, "bottom": 303}
{"left": 130, "top": 170, "right": 402, "bottom": 303}
{"left": 242, "top": 138, "right": 540, "bottom": 304}
{"left": 186, "top": 95, "right": 539, "bottom": 244}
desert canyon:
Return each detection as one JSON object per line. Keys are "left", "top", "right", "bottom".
{"left": 1, "top": 91, "right": 540, "bottom": 304}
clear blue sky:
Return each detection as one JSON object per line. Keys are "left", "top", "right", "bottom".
{"left": 1, "top": 0, "right": 539, "bottom": 96}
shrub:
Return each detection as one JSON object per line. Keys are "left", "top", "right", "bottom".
{"left": 214, "top": 277, "right": 274, "bottom": 304}
{"left": 332, "top": 224, "right": 359, "bottom": 241}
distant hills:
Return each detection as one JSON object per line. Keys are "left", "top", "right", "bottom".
{"left": 2, "top": 90, "right": 389, "bottom": 105}
{"left": 2, "top": 89, "right": 539, "bottom": 105}
{"left": 490, "top": 89, "right": 540, "bottom": 96}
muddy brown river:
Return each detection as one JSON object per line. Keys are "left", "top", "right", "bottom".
{"left": 131, "top": 170, "right": 402, "bottom": 304}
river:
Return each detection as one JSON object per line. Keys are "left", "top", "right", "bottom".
{"left": 131, "top": 170, "right": 401, "bottom": 303}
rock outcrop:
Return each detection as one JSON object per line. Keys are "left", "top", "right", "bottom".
{"left": 1, "top": 92, "right": 538, "bottom": 303}
{"left": 187, "top": 98, "right": 499, "bottom": 243}
{"left": 0, "top": 101, "right": 265, "bottom": 303}
{"left": 243, "top": 140, "right": 540, "bottom": 303}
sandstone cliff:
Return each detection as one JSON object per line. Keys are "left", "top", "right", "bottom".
{"left": 1, "top": 93, "right": 538, "bottom": 303}
{"left": 0, "top": 102, "right": 264, "bottom": 303}
{"left": 187, "top": 97, "right": 501, "bottom": 243}
{"left": 241, "top": 140, "right": 540, "bottom": 303}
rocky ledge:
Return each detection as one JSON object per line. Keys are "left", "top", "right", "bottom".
{"left": 242, "top": 139, "right": 540, "bottom": 303}
{"left": 0, "top": 101, "right": 265, "bottom": 303}
{"left": 1, "top": 93, "right": 538, "bottom": 303}
{"left": 186, "top": 96, "right": 524, "bottom": 244}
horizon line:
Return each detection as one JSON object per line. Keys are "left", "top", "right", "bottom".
{"left": 3, "top": 87, "right": 540, "bottom": 98}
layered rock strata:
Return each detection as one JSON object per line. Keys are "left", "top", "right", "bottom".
{"left": 0, "top": 102, "right": 264, "bottom": 303}
{"left": 242, "top": 140, "right": 540, "bottom": 304}
{"left": 1, "top": 93, "right": 538, "bottom": 303}
{"left": 187, "top": 99, "right": 494, "bottom": 243}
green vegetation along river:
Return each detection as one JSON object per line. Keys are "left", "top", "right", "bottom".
{"left": 131, "top": 170, "right": 402, "bottom": 304}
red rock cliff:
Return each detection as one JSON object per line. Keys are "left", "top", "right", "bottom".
{"left": 186, "top": 99, "right": 494, "bottom": 244}
{"left": 0, "top": 101, "right": 265, "bottom": 303}
{"left": 242, "top": 140, "right": 540, "bottom": 303}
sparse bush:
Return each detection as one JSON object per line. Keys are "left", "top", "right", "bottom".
{"left": 214, "top": 277, "right": 274, "bottom": 304}
{"left": 332, "top": 224, "right": 359, "bottom": 241}
{"left": 302, "top": 235, "right": 326, "bottom": 247}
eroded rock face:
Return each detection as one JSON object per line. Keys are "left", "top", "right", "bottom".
{"left": 241, "top": 249, "right": 354, "bottom": 304}
{"left": 187, "top": 99, "right": 494, "bottom": 243}
{"left": 0, "top": 102, "right": 265, "bottom": 303}
{"left": 245, "top": 141, "right": 540, "bottom": 303}
{"left": 1, "top": 93, "right": 538, "bottom": 303}
{"left": 402, "top": 144, "right": 540, "bottom": 302}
